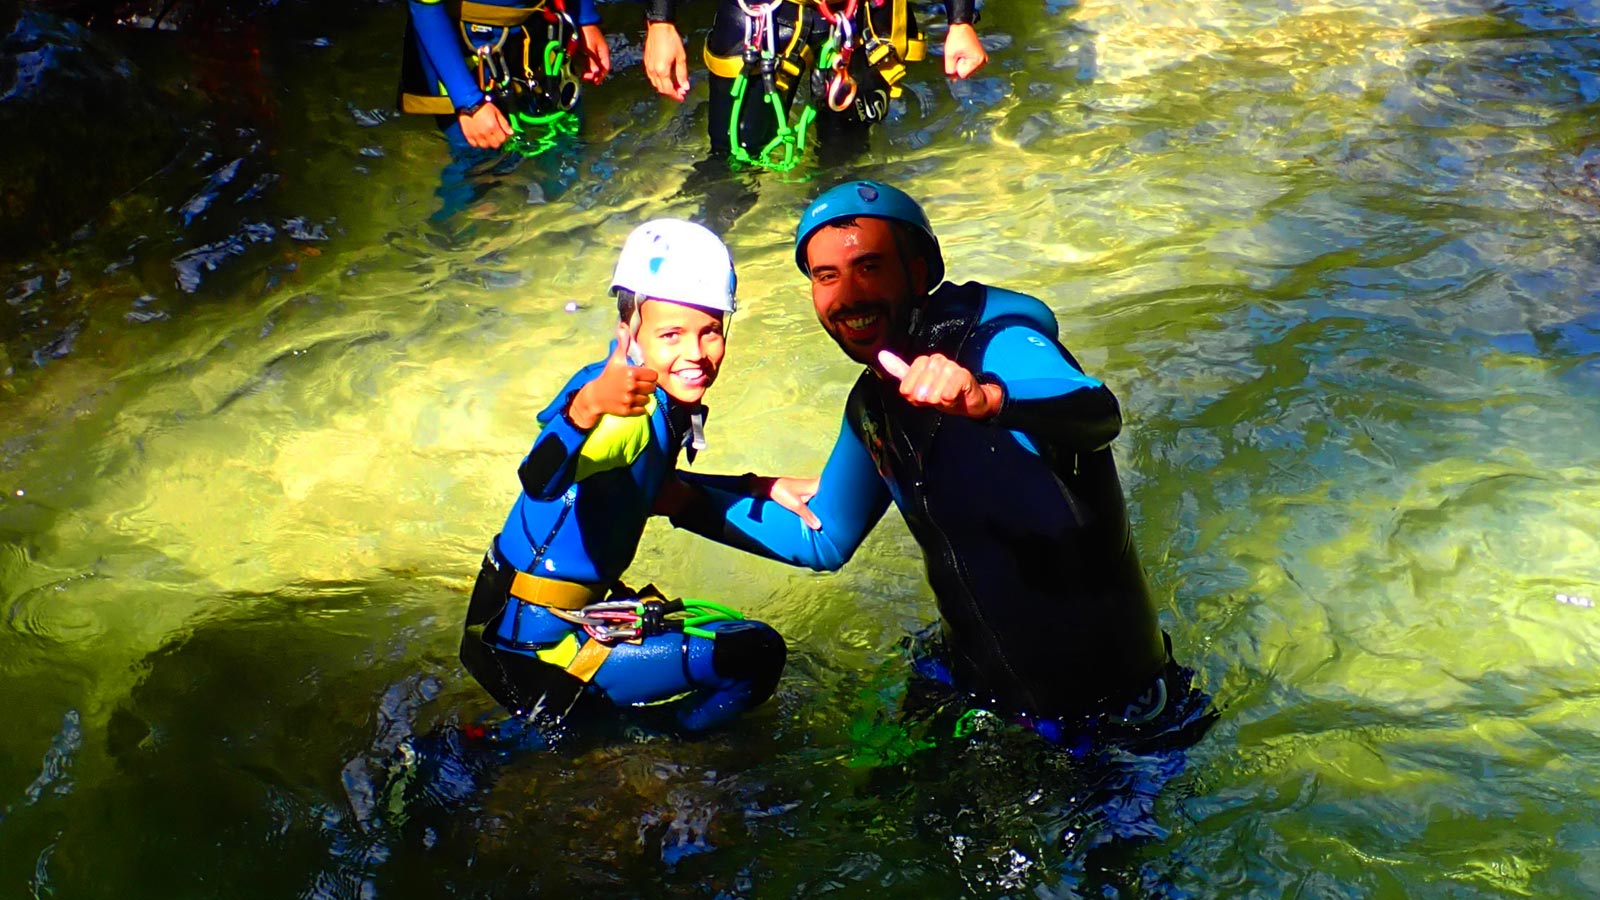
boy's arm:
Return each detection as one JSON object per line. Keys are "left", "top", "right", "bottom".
{"left": 670, "top": 413, "right": 891, "bottom": 572}
{"left": 520, "top": 328, "right": 660, "bottom": 499}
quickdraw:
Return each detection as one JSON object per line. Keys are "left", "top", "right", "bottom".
{"left": 547, "top": 596, "right": 746, "bottom": 643}
{"left": 536, "top": 0, "right": 583, "bottom": 113}
{"left": 726, "top": 0, "right": 813, "bottom": 172}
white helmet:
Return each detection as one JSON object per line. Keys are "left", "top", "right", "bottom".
{"left": 611, "top": 219, "right": 737, "bottom": 315}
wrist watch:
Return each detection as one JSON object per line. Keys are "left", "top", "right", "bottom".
{"left": 457, "top": 97, "right": 491, "bottom": 117}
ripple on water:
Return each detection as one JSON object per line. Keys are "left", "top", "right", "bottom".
{"left": 5, "top": 576, "right": 108, "bottom": 651}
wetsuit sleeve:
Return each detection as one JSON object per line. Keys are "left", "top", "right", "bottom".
{"left": 515, "top": 365, "right": 623, "bottom": 499}
{"left": 573, "top": 403, "right": 655, "bottom": 481}
{"left": 976, "top": 323, "right": 1123, "bottom": 452}
{"left": 945, "top": 0, "right": 979, "bottom": 26}
{"left": 409, "top": 0, "right": 484, "bottom": 110}
{"left": 643, "top": 0, "right": 677, "bottom": 23}
{"left": 671, "top": 415, "right": 891, "bottom": 572}
{"left": 575, "top": 0, "right": 601, "bottom": 27}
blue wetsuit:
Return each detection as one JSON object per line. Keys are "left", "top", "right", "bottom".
{"left": 463, "top": 355, "right": 786, "bottom": 732}
{"left": 399, "top": 0, "right": 600, "bottom": 136}
{"left": 672, "top": 282, "right": 1169, "bottom": 720}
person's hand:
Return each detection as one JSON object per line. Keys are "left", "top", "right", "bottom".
{"left": 943, "top": 24, "right": 987, "bottom": 80}
{"left": 458, "top": 100, "right": 513, "bottom": 149}
{"left": 753, "top": 475, "right": 821, "bottom": 530}
{"left": 878, "top": 349, "right": 1002, "bottom": 419}
{"left": 578, "top": 24, "right": 610, "bottom": 84}
{"left": 644, "top": 22, "right": 690, "bottom": 101}
{"left": 568, "top": 324, "right": 657, "bottom": 429}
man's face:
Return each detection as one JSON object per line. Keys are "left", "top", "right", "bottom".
{"left": 804, "top": 218, "right": 928, "bottom": 366}
{"left": 633, "top": 299, "right": 727, "bottom": 405}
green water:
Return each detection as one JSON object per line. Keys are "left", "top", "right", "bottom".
{"left": 3, "top": 0, "right": 1600, "bottom": 895}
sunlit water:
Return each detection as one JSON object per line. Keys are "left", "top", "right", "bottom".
{"left": 3, "top": 0, "right": 1600, "bottom": 895}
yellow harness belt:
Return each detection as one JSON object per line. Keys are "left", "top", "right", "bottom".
{"left": 510, "top": 572, "right": 614, "bottom": 681}
{"left": 701, "top": 0, "right": 925, "bottom": 94}
{"left": 509, "top": 571, "right": 606, "bottom": 610}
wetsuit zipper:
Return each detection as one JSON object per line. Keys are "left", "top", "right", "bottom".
{"left": 508, "top": 485, "right": 578, "bottom": 647}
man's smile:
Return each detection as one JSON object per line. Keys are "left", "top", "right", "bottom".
{"left": 831, "top": 306, "right": 888, "bottom": 343}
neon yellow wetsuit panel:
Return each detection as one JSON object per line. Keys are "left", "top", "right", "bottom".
{"left": 574, "top": 397, "right": 657, "bottom": 482}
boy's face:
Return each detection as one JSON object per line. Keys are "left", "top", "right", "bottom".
{"left": 633, "top": 299, "right": 727, "bottom": 405}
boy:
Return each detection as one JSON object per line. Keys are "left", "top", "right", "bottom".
{"left": 460, "top": 219, "right": 786, "bottom": 733}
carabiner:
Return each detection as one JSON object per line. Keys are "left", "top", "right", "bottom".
{"left": 826, "top": 70, "right": 857, "bottom": 112}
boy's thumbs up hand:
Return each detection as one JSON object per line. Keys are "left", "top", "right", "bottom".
{"left": 566, "top": 324, "right": 658, "bottom": 429}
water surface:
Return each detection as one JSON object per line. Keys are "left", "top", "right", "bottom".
{"left": 3, "top": 0, "right": 1600, "bottom": 896}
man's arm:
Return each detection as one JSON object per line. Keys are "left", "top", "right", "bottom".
{"left": 408, "top": 0, "right": 514, "bottom": 148}
{"left": 975, "top": 321, "right": 1123, "bottom": 452}
{"left": 670, "top": 413, "right": 891, "bottom": 571}
{"left": 642, "top": 0, "right": 690, "bottom": 100}
{"left": 942, "top": 0, "right": 987, "bottom": 79}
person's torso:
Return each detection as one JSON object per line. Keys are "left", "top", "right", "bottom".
{"left": 845, "top": 281, "right": 1166, "bottom": 716}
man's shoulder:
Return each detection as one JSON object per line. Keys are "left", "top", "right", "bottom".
{"left": 970, "top": 283, "right": 1059, "bottom": 337}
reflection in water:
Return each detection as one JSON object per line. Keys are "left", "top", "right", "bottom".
{"left": 3, "top": 0, "right": 1600, "bottom": 895}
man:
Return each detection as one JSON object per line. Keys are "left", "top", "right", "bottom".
{"left": 666, "top": 180, "right": 1190, "bottom": 734}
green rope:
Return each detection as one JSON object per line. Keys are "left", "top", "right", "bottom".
{"left": 726, "top": 64, "right": 812, "bottom": 173}
{"left": 508, "top": 108, "right": 579, "bottom": 158}
{"left": 675, "top": 597, "right": 746, "bottom": 640}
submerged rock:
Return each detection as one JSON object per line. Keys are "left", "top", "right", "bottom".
{"left": 0, "top": 7, "right": 182, "bottom": 251}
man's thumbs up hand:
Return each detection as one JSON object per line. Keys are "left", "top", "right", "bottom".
{"left": 876, "top": 349, "right": 1002, "bottom": 420}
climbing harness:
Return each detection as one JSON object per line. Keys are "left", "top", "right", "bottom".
{"left": 548, "top": 593, "right": 747, "bottom": 643}
{"left": 726, "top": 0, "right": 815, "bottom": 172}
{"left": 462, "top": 0, "right": 581, "bottom": 114}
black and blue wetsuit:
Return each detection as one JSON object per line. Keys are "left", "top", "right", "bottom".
{"left": 672, "top": 283, "right": 1170, "bottom": 721}
{"left": 399, "top": 0, "right": 599, "bottom": 143}
{"left": 463, "top": 353, "right": 786, "bottom": 732}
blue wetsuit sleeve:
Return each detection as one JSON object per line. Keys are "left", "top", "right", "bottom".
{"left": 977, "top": 323, "right": 1123, "bottom": 452}
{"left": 516, "top": 367, "right": 606, "bottom": 499}
{"left": 575, "top": 0, "right": 601, "bottom": 26}
{"left": 409, "top": 0, "right": 484, "bottom": 110}
{"left": 671, "top": 415, "right": 890, "bottom": 572}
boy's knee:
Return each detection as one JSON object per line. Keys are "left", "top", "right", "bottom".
{"left": 711, "top": 621, "right": 787, "bottom": 706}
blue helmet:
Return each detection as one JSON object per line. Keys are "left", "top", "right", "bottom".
{"left": 794, "top": 180, "right": 944, "bottom": 287}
